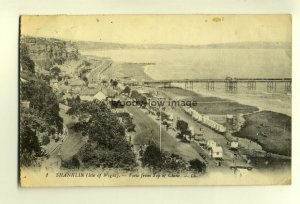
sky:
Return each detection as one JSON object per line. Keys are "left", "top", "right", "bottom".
{"left": 21, "top": 15, "right": 292, "bottom": 45}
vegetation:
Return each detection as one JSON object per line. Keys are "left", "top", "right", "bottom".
{"left": 20, "top": 43, "right": 35, "bottom": 73}
{"left": 131, "top": 90, "right": 147, "bottom": 107}
{"left": 20, "top": 42, "right": 63, "bottom": 167}
{"left": 123, "top": 86, "right": 131, "bottom": 95}
{"left": 141, "top": 145, "right": 162, "bottom": 169}
{"left": 110, "top": 79, "right": 118, "bottom": 89}
{"left": 66, "top": 100, "right": 136, "bottom": 169}
{"left": 234, "top": 111, "right": 291, "bottom": 156}
{"left": 21, "top": 36, "right": 80, "bottom": 72}
{"left": 66, "top": 95, "right": 81, "bottom": 107}
{"left": 50, "top": 66, "right": 61, "bottom": 76}
{"left": 41, "top": 135, "right": 50, "bottom": 145}
{"left": 116, "top": 112, "right": 136, "bottom": 132}
{"left": 189, "top": 159, "right": 206, "bottom": 173}
{"left": 21, "top": 80, "right": 63, "bottom": 132}
{"left": 140, "top": 144, "right": 190, "bottom": 172}
{"left": 20, "top": 119, "right": 41, "bottom": 167}
{"left": 176, "top": 120, "right": 191, "bottom": 141}
{"left": 61, "top": 156, "right": 80, "bottom": 169}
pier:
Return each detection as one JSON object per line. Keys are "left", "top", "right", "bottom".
{"left": 142, "top": 78, "right": 292, "bottom": 93}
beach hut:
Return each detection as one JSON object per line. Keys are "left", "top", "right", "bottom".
{"left": 210, "top": 146, "right": 223, "bottom": 159}
{"left": 226, "top": 114, "right": 234, "bottom": 122}
{"left": 189, "top": 126, "right": 195, "bottom": 136}
{"left": 230, "top": 141, "right": 239, "bottom": 150}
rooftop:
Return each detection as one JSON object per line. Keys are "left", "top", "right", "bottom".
{"left": 80, "top": 88, "right": 101, "bottom": 96}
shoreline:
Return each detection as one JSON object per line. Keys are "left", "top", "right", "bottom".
{"left": 142, "top": 66, "right": 291, "bottom": 116}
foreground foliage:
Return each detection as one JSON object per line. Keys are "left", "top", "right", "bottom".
{"left": 67, "top": 100, "right": 137, "bottom": 170}
{"left": 20, "top": 42, "right": 63, "bottom": 167}
{"left": 140, "top": 144, "right": 206, "bottom": 173}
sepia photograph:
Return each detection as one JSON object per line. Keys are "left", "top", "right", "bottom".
{"left": 19, "top": 15, "right": 292, "bottom": 187}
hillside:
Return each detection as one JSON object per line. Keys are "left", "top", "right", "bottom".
{"left": 75, "top": 40, "right": 292, "bottom": 50}
{"left": 21, "top": 36, "right": 80, "bottom": 72}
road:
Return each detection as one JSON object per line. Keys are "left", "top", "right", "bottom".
{"left": 125, "top": 105, "right": 203, "bottom": 162}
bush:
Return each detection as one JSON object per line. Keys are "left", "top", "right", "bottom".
{"left": 141, "top": 145, "right": 163, "bottom": 168}
{"left": 68, "top": 100, "right": 137, "bottom": 169}
{"left": 176, "top": 120, "right": 191, "bottom": 141}
{"left": 141, "top": 145, "right": 188, "bottom": 172}
{"left": 41, "top": 135, "right": 50, "bottom": 145}
{"left": 61, "top": 156, "right": 80, "bottom": 169}
{"left": 189, "top": 159, "right": 206, "bottom": 173}
{"left": 20, "top": 122, "right": 41, "bottom": 167}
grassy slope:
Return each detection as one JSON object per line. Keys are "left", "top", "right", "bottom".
{"left": 160, "top": 87, "right": 258, "bottom": 114}
{"left": 234, "top": 111, "right": 291, "bottom": 156}
{"left": 160, "top": 87, "right": 291, "bottom": 156}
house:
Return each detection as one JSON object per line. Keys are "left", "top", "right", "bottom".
{"left": 101, "top": 87, "right": 117, "bottom": 98}
{"left": 230, "top": 141, "right": 239, "bottom": 150}
{"left": 210, "top": 146, "right": 223, "bottom": 159}
{"left": 62, "top": 93, "right": 72, "bottom": 100}
{"left": 88, "top": 83, "right": 99, "bottom": 89}
{"left": 58, "top": 85, "right": 70, "bottom": 93}
{"left": 69, "top": 79, "right": 85, "bottom": 88}
{"left": 117, "top": 83, "right": 125, "bottom": 91}
{"left": 194, "top": 133, "right": 203, "bottom": 141}
{"left": 207, "top": 140, "right": 217, "bottom": 149}
{"left": 79, "top": 88, "right": 100, "bottom": 101}
{"left": 94, "top": 91, "right": 107, "bottom": 101}
{"left": 69, "top": 79, "right": 85, "bottom": 89}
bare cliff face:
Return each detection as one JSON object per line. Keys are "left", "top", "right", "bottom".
{"left": 20, "top": 36, "right": 80, "bottom": 71}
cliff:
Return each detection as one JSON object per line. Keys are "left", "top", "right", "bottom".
{"left": 20, "top": 36, "right": 80, "bottom": 71}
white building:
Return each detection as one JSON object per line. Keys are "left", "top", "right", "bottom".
{"left": 94, "top": 91, "right": 107, "bottom": 101}
{"left": 230, "top": 141, "right": 239, "bottom": 149}
{"left": 207, "top": 140, "right": 217, "bottom": 149}
{"left": 210, "top": 146, "right": 223, "bottom": 159}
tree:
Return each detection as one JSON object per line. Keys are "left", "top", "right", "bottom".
{"left": 50, "top": 66, "right": 61, "bottom": 76}
{"left": 122, "top": 86, "right": 131, "bottom": 95}
{"left": 189, "top": 159, "right": 206, "bottom": 173}
{"left": 131, "top": 90, "right": 147, "bottom": 107}
{"left": 82, "top": 76, "right": 89, "bottom": 86}
{"left": 112, "top": 80, "right": 118, "bottom": 88}
{"left": 41, "top": 135, "right": 50, "bottom": 145}
{"left": 20, "top": 43, "right": 35, "bottom": 73}
{"left": 141, "top": 145, "right": 163, "bottom": 169}
{"left": 61, "top": 156, "right": 80, "bottom": 169}
{"left": 141, "top": 145, "right": 188, "bottom": 172}
{"left": 110, "top": 79, "right": 118, "bottom": 89}
{"left": 67, "top": 100, "right": 136, "bottom": 169}
{"left": 20, "top": 120, "right": 41, "bottom": 166}
{"left": 75, "top": 95, "right": 81, "bottom": 104}
{"left": 21, "top": 79, "right": 63, "bottom": 133}
{"left": 176, "top": 120, "right": 191, "bottom": 141}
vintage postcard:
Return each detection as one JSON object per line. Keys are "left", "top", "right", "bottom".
{"left": 19, "top": 15, "right": 292, "bottom": 187}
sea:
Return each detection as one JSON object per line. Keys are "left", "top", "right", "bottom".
{"left": 80, "top": 48, "right": 292, "bottom": 116}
